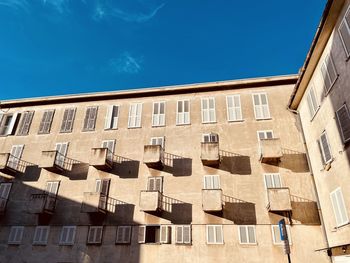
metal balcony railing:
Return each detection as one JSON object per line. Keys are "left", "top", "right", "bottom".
{"left": 54, "top": 151, "right": 80, "bottom": 171}
{"left": 5, "top": 154, "right": 35, "bottom": 173}
{"left": 30, "top": 193, "right": 57, "bottom": 213}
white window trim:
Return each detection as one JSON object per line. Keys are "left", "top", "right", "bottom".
{"left": 59, "top": 226, "right": 76, "bottom": 245}
{"left": 201, "top": 97, "right": 216, "bottom": 124}
{"left": 257, "top": 130, "right": 274, "bottom": 140}
{"left": 238, "top": 225, "right": 257, "bottom": 245}
{"left": 104, "top": 105, "right": 119, "bottom": 130}
{"left": 87, "top": 226, "right": 103, "bottom": 244}
{"left": 226, "top": 95, "right": 243, "bottom": 122}
{"left": 176, "top": 99, "right": 191, "bottom": 125}
{"left": 203, "top": 175, "right": 221, "bottom": 190}
{"left": 263, "top": 173, "right": 282, "bottom": 189}
{"left": 206, "top": 225, "right": 224, "bottom": 244}
{"left": 330, "top": 187, "right": 349, "bottom": 227}
{"left": 33, "top": 226, "right": 50, "bottom": 245}
{"left": 8, "top": 226, "right": 24, "bottom": 245}
{"left": 252, "top": 93, "right": 271, "bottom": 120}
{"left": 175, "top": 225, "right": 191, "bottom": 245}
{"left": 150, "top": 137, "right": 165, "bottom": 148}
{"left": 152, "top": 101, "right": 166, "bottom": 127}
{"left": 202, "top": 133, "right": 219, "bottom": 143}
{"left": 115, "top": 226, "right": 132, "bottom": 244}
{"left": 128, "top": 103, "right": 142, "bottom": 128}
{"left": 271, "top": 225, "right": 292, "bottom": 245}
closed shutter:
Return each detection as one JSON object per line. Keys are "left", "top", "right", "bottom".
{"left": 160, "top": 225, "right": 171, "bottom": 244}
{"left": 88, "top": 226, "right": 103, "bottom": 244}
{"left": 148, "top": 177, "right": 155, "bottom": 191}
{"left": 207, "top": 225, "right": 215, "bottom": 243}
{"left": 55, "top": 142, "right": 68, "bottom": 167}
{"left": 339, "top": 12, "right": 350, "bottom": 56}
{"left": 102, "top": 140, "right": 115, "bottom": 162}
{"left": 330, "top": 188, "right": 349, "bottom": 227}
{"left": 215, "top": 225, "right": 223, "bottom": 243}
{"left": 17, "top": 111, "right": 34, "bottom": 135}
{"left": 128, "top": 103, "right": 142, "bottom": 128}
{"left": 122, "top": 226, "right": 131, "bottom": 243}
{"left": 226, "top": 95, "right": 242, "bottom": 121}
{"left": 46, "top": 181, "right": 59, "bottom": 195}
{"left": 60, "top": 108, "right": 76, "bottom": 133}
{"left": 95, "top": 227, "right": 103, "bottom": 243}
{"left": 175, "top": 226, "right": 183, "bottom": 244}
{"left": 306, "top": 87, "right": 318, "bottom": 118}
{"left": 8, "top": 145, "right": 24, "bottom": 169}
{"left": 183, "top": 225, "right": 191, "bottom": 244}
{"left": 152, "top": 102, "right": 165, "bottom": 127}
{"left": 33, "top": 226, "right": 49, "bottom": 245}
{"left": 104, "top": 105, "right": 119, "bottom": 129}
{"left": 321, "top": 55, "right": 338, "bottom": 94}
{"left": 8, "top": 226, "right": 24, "bottom": 244}
{"left": 155, "top": 177, "right": 162, "bottom": 192}
{"left": 0, "top": 183, "right": 12, "bottom": 210}
{"left": 135, "top": 103, "right": 142, "bottom": 127}
{"left": 201, "top": 98, "right": 216, "bottom": 123}
{"left": 253, "top": 93, "right": 270, "bottom": 119}
{"left": 336, "top": 104, "right": 350, "bottom": 143}
{"left": 38, "top": 110, "right": 55, "bottom": 134}
{"left": 83, "top": 106, "right": 98, "bottom": 131}
{"left": 207, "top": 225, "right": 223, "bottom": 244}
{"left": 100, "top": 179, "right": 110, "bottom": 196}
{"left": 239, "top": 226, "right": 247, "bottom": 243}
{"left": 247, "top": 226, "right": 256, "bottom": 243}
{"left": 320, "top": 132, "right": 332, "bottom": 164}
{"left": 60, "top": 226, "right": 76, "bottom": 245}
{"left": 150, "top": 137, "right": 164, "bottom": 148}
{"left": 138, "top": 226, "right": 146, "bottom": 243}
{"left": 272, "top": 225, "right": 281, "bottom": 244}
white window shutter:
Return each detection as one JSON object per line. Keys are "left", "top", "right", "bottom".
{"left": 212, "top": 176, "right": 220, "bottom": 189}
{"left": 160, "top": 225, "right": 171, "bottom": 244}
{"left": 215, "top": 225, "right": 223, "bottom": 243}
{"left": 148, "top": 177, "right": 155, "bottom": 191}
{"left": 123, "top": 226, "right": 131, "bottom": 243}
{"left": 17, "top": 111, "right": 34, "bottom": 135}
{"left": 175, "top": 226, "right": 183, "bottom": 244}
{"left": 105, "top": 105, "right": 113, "bottom": 129}
{"left": 183, "top": 225, "right": 191, "bottom": 244}
{"left": 155, "top": 177, "right": 163, "bottom": 192}
{"left": 247, "top": 226, "right": 256, "bottom": 243}
{"left": 320, "top": 132, "right": 332, "bottom": 163}
{"left": 8, "top": 226, "right": 24, "bottom": 244}
{"left": 339, "top": 17, "right": 350, "bottom": 56}
{"left": 253, "top": 94, "right": 262, "bottom": 119}
{"left": 336, "top": 104, "right": 350, "bottom": 143}
{"left": 207, "top": 225, "right": 214, "bottom": 243}
{"left": 239, "top": 226, "right": 247, "bottom": 243}
{"left": 136, "top": 103, "right": 142, "bottom": 127}
{"left": 138, "top": 226, "right": 146, "bottom": 243}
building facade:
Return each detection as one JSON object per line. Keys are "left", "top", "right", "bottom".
{"left": 0, "top": 76, "right": 329, "bottom": 263}
{"left": 289, "top": 0, "right": 350, "bottom": 262}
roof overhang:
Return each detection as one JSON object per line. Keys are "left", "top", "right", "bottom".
{"left": 288, "top": 0, "right": 346, "bottom": 110}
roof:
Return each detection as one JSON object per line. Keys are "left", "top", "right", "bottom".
{"left": 0, "top": 74, "right": 297, "bottom": 108}
{"left": 288, "top": 0, "right": 346, "bottom": 110}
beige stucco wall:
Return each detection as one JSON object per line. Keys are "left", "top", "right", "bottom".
{"left": 0, "top": 80, "right": 329, "bottom": 262}
{"left": 297, "top": 0, "right": 350, "bottom": 255}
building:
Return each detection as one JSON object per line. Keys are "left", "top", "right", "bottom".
{"left": 289, "top": 0, "right": 350, "bottom": 262}
{"left": 0, "top": 75, "right": 330, "bottom": 263}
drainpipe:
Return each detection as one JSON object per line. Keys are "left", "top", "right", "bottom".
{"left": 287, "top": 107, "right": 332, "bottom": 263}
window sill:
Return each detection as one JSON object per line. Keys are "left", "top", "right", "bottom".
{"left": 202, "top": 121, "right": 217, "bottom": 124}
{"left": 127, "top": 126, "right": 142, "bottom": 129}
{"left": 82, "top": 130, "right": 96, "bottom": 132}
{"left": 228, "top": 119, "right": 244, "bottom": 123}
{"left": 59, "top": 131, "right": 73, "bottom": 134}
{"left": 152, "top": 125, "right": 166, "bottom": 128}
{"left": 255, "top": 117, "right": 272, "bottom": 121}
{"left": 321, "top": 159, "right": 333, "bottom": 171}
{"left": 175, "top": 243, "right": 192, "bottom": 246}
{"left": 334, "top": 221, "right": 350, "bottom": 230}
{"left": 324, "top": 75, "right": 339, "bottom": 96}
{"left": 310, "top": 106, "right": 321, "bottom": 122}
{"left": 176, "top": 123, "right": 191, "bottom": 126}
{"left": 206, "top": 242, "right": 224, "bottom": 245}
{"left": 239, "top": 243, "right": 258, "bottom": 246}
{"left": 104, "top": 128, "right": 118, "bottom": 131}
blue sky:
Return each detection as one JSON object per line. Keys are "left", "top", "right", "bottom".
{"left": 0, "top": 0, "right": 325, "bottom": 100}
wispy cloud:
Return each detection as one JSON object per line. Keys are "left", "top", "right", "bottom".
{"left": 0, "top": 0, "right": 30, "bottom": 13}
{"left": 93, "top": 2, "right": 165, "bottom": 23}
{"left": 41, "top": 0, "right": 70, "bottom": 13}
{"left": 108, "top": 52, "right": 143, "bottom": 74}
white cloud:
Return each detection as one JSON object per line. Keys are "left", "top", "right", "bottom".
{"left": 108, "top": 52, "right": 142, "bottom": 74}
{"left": 41, "top": 0, "right": 70, "bottom": 13}
{"left": 0, "top": 0, "right": 30, "bottom": 12}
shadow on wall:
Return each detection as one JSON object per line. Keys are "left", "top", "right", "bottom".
{"left": 280, "top": 148, "right": 310, "bottom": 173}
{"left": 148, "top": 152, "right": 193, "bottom": 177}
{"left": 290, "top": 195, "right": 321, "bottom": 225}
{"left": 113, "top": 156, "right": 140, "bottom": 179}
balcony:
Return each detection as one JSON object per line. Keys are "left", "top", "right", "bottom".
{"left": 0, "top": 197, "right": 9, "bottom": 214}
{"left": 201, "top": 142, "right": 220, "bottom": 166}
{"left": 39, "top": 151, "right": 80, "bottom": 173}
{"left": 89, "top": 148, "right": 113, "bottom": 170}
{"left": 259, "top": 138, "right": 282, "bottom": 163}
{"left": 139, "top": 191, "right": 162, "bottom": 212}
{"left": 81, "top": 192, "right": 108, "bottom": 213}
{"left": 29, "top": 193, "right": 57, "bottom": 214}
{"left": 0, "top": 153, "right": 33, "bottom": 176}
{"left": 143, "top": 145, "right": 164, "bottom": 168}
{"left": 202, "top": 189, "right": 223, "bottom": 212}
{"left": 266, "top": 187, "right": 292, "bottom": 212}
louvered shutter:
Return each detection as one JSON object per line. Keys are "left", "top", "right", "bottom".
{"left": 331, "top": 188, "right": 349, "bottom": 226}
{"left": 239, "top": 226, "right": 247, "bottom": 243}
{"left": 212, "top": 176, "right": 220, "bottom": 189}
{"left": 273, "top": 225, "right": 281, "bottom": 243}
{"left": 336, "top": 105, "right": 350, "bottom": 143}
{"left": 320, "top": 132, "right": 332, "bottom": 163}
{"left": 67, "top": 227, "right": 75, "bottom": 244}
{"left": 155, "top": 177, "right": 162, "bottom": 192}
{"left": 339, "top": 16, "right": 350, "bottom": 56}
{"left": 83, "top": 107, "right": 91, "bottom": 130}
{"left": 183, "top": 225, "right": 191, "bottom": 244}
{"left": 260, "top": 94, "right": 270, "bottom": 118}
{"left": 105, "top": 105, "right": 113, "bottom": 129}
{"left": 253, "top": 94, "right": 262, "bottom": 119}
{"left": 247, "top": 226, "right": 256, "bottom": 243}
{"left": 39, "top": 110, "right": 55, "bottom": 134}
{"left": 8, "top": 145, "right": 24, "bottom": 169}
{"left": 160, "top": 225, "right": 171, "bottom": 244}
{"left": 55, "top": 142, "right": 68, "bottom": 167}
{"left": 207, "top": 226, "right": 215, "bottom": 243}
{"left": 148, "top": 177, "right": 155, "bottom": 191}
{"left": 33, "top": 227, "right": 41, "bottom": 243}
{"left": 215, "top": 225, "right": 223, "bottom": 243}
{"left": 201, "top": 98, "right": 209, "bottom": 123}
{"left": 116, "top": 227, "right": 124, "bottom": 243}
{"left": 202, "top": 134, "right": 210, "bottom": 143}
{"left": 61, "top": 108, "right": 76, "bottom": 132}
{"left": 60, "top": 109, "right": 68, "bottom": 132}
{"left": 138, "top": 226, "right": 146, "bottom": 243}
{"left": 60, "top": 227, "right": 68, "bottom": 244}
{"left": 273, "top": 174, "right": 281, "bottom": 188}
{"left": 17, "top": 111, "right": 34, "bottom": 135}
{"left": 8, "top": 226, "right": 24, "bottom": 244}
{"left": 88, "top": 227, "right": 96, "bottom": 243}
{"left": 136, "top": 103, "right": 142, "bottom": 127}
{"left": 326, "top": 56, "right": 337, "bottom": 89}
{"left": 0, "top": 183, "right": 12, "bottom": 210}
{"left": 95, "top": 227, "right": 102, "bottom": 243}
{"left": 123, "top": 226, "right": 131, "bottom": 243}
{"left": 83, "top": 106, "right": 98, "bottom": 131}
{"left": 176, "top": 226, "right": 183, "bottom": 244}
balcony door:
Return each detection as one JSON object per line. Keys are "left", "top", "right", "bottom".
{"left": 0, "top": 183, "right": 12, "bottom": 211}
{"left": 55, "top": 142, "right": 68, "bottom": 168}
{"left": 8, "top": 145, "right": 24, "bottom": 170}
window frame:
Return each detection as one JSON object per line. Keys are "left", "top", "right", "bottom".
{"left": 335, "top": 104, "right": 350, "bottom": 144}
{"left": 257, "top": 130, "right": 274, "bottom": 140}
{"left": 201, "top": 97, "right": 216, "bottom": 124}
{"left": 175, "top": 225, "right": 191, "bottom": 245}
{"left": 8, "top": 226, "right": 24, "bottom": 245}
{"left": 115, "top": 226, "right": 132, "bottom": 244}
{"left": 128, "top": 103, "right": 142, "bottom": 128}
{"left": 330, "top": 187, "right": 349, "bottom": 227}
{"left": 206, "top": 225, "right": 224, "bottom": 245}
{"left": 60, "top": 108, "right": 76, "bottom": 133}
{"left": 38, "top": 109, "right": 55, "bottom": 134}
{"left": 59, "top": 226, "right": 76, "bottom": 246}
{"left": 33, "top": 226, "right": 50, "bottom": 245}
{"left": 17, "top": 111, "right": 34, "bottom": 136}
{"left": 319, "top": 131, "right": 333, "bottom": 164}
{"left": 252, "top": 93, "right": 271, "bottom": 120}
{"left": 0, "top": 113, "right": 19, "bottom": 136}
{"left": 152, "top": 101, "right": 166, "bottom": 127}
{"left": 202, "top": 133, "right": 219, "bottom": 143}
{"left": 176, "top": 99, "right": 190, "bottom": 125}
{"left": 87, "top": 226, "right": 103, "bottom": 244}
{"left": 226, "top": 95, "right": 243, "bottom": 122}
{"left": 104, "top": 105, "right": 119, "bottom": 130}
{"left": 82, "top": 106, "right": 98, "bottom": 132}
{"left": 264, "top": 173, "right": 282, "bottom": 189}
{"left": 203, "top": 175, "right": 221, "bottom": 190}
{"left": 271, "top": 225, "right": 292, "bottom": 245}
{"left": 150, "top": 136, "right": 165, "bottom": 148}
{"left": 238, "top": 225, "right": 257, "bottom": 245}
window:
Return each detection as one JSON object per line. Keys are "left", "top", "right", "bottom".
{"left": 252, "top": 93, "right": 270, "bottom": 120}
{"left": 239, "top": 225, "right": 256, "bottom": 244}
{"left": 264, "top": 173, "right": 282, "bottom": 188}
{"left": 104, "top": 105, "right": 119, "bottom": 130}
{"left": 206, "top": 225, "right": 223, "bottom": 244}
{"left": 83, "top": 106, "right": 98, "bottom": 131}
{"left": 17, "top": 111, "right": 34, "bottom": 136}
{"left": 202, "top": 133, "right": 219, "bottom": 143}
{"left": 318, "top": 131, "right": 332, "bottom": 164}
{"left": 33, "top": 226, "right": 50, "bottom": 245}
{"left": 138, "top": 225, "right": 171, "bottom": 244}
{"left": 0, "top": 183, "right": 12, "bottom": 211}
{"left": 95, "top": 179, "right": 110, "bottom": 195}
{"left": 152, "top": 102, "right": 165, "bottom": 127}
{"left": 116, "top": 226, "right": 132, "bottom": 244}
{"left": 8, "top": 145, "right": 24, "bottom": 170}
{"left": 128, "top": 103, "right": 142, "bottom": 128}
{"left": 150, "top": 137, "right": 165, "bottom": 148}
{"left": 176, "top": 99, "right": 190, "bottom": 125}
{"left": 271, "top": 225, "right": 291, "bottom": 245}
{"left": 0, "top": 113, "right": 19, "bottom": 136}
{"left": 338, "top": 7, "right": 350, "bottom": 57}
{"left": 147, "top": 177, "right": 163, "bottom": 192}
{"left": 101, "top": 140, "right": 115, "bottom": 163}
{"left": 306, "top": 87, "right": 319, "bottom": 119}
{"left": 321, "top": 54, "right": 338, "bottom": 94}
{"left": 175, "top": 225, "right": 191, "bottom": 245}
{"left": 55, "top": 142, "right": 68, "bottom": 168}
{"left": 257, "top": 130, "right": 274, "bottom": 140}
{"left": 38, "top": 109, "right": 55, "bottom": 134}
{"left": 60, "top": 108, "right": 76, "bottom": 133}
{"left": 59, "top": 226, "right": 76, "bottom": 245}
{"left": 226, "top": 95, "right": 242, "bottom": 121}
{"left": 203, "top": 175, "right": 220, "bottom": 190}
{"left": 87, "top": 226, "right": 103, "bottom": 244}
{"left": 45, "top": 181, "right": 60, "bottom": 195}
{"left": 336, "top": 104, "right": 350, "bottom": 143}
{"left": 330, "top": 187, "right": 349, "bottom": 227}
{"left": 8, "top": 226, "right": 24, "bottom": 245}
{"left": 201, "top": 97, "right": 216, "bottom": 123}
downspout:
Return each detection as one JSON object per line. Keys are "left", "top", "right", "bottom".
{"left": 287, "top": 107, "right": 332, "bottom": 262}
